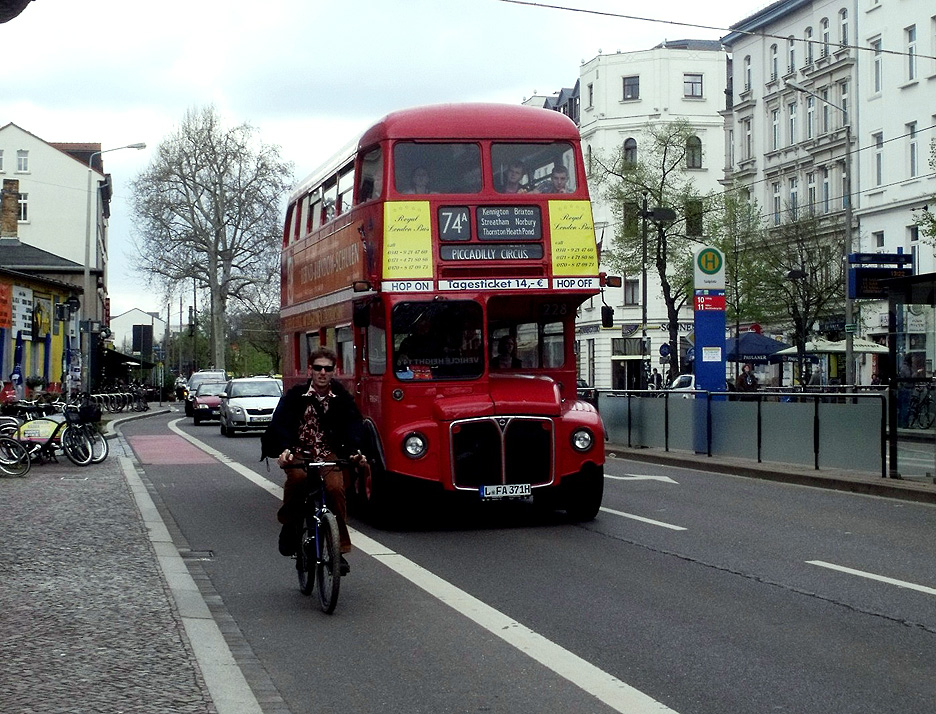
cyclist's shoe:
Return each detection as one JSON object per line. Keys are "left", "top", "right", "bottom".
{"left": 278, "top": 523, "right": 299, "bottom": 557}
{"left": 339, "top": 556, "right": 350, "bottom": 576}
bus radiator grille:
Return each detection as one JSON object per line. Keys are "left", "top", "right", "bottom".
{"left": 451, "top": 417, "right": 552, "bottom": 489}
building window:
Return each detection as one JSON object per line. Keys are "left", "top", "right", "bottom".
{"left": 684, "top": 73, "right": 703, "bottom": 97}
{"left": 906, "top": 25, "right": 917, "bottom": 81}
{"left": 743, "top": 119, "right": 752, "bottom": 159}
{"left": 623, "top": 138, "right": 637, "bottom": 163}
{"left": 771, "top": 109, "right": 780, "bottom": 150}
{"left": 0, "top": 149, "right": 4, "bottom": 172}
{"left": 908, "top": 122, "right": 918, "bottom": 177}
{"left": 804, "top": 27, "right": 814, "bottom": 65}
{"left": 788, "top": 102, "right": 797, "bottom": 145}
{"left": 873, "top": 230, "right": 885, "bottom": 249}
{"left": 871, "top": 38, "right": 882, "bottom": 93}
{"left": 820, "top": 88, "right": 831, "bottom": 133}
{"left": 743, "top": 56, "right": 752, "bottom": 90}
{"left": 728, "top": 129, "right": 735, "bottom": 168}
{"left": 806, "top": 172, "right": 816, "bottom": 214}
{"left": 839, "top": 9, "right": 848, "bottom": 46}
{"left": 623, "top": 279, "right": 639, "bottom": 306}
{"left": 789, "top": 176, "right": 798, "bottom": 219}
{"left": 820, "top": 18, "right": 830, "bottom": 56}
{"left": 772, "top": 182, "right": 781, "bottom": 226}
{"left": 16, "top": 150, "right": 28, "bottom": 172}
{"left": 770, "top": 45, "right": 779, "bottom": 79}
{"left": 873, "top": 132, "right": 883, "bottom": 186}
{"left": 821, "top": 168, "right": 830, "bottom": 213}
{"left": 17, "top": 192, "right": 28, "bottom": 221}
{"left": 839, "top": 80, "right": 849, "bottom": 126}
{"left": 623, "top": 76, "right": 639, "bottom": 100}
{"left": 587, "top": 83, "right": 594, "bottom": 108}
{"left": 686, "top": 136, "right": 702, "bottom": 169}
{"left": 787, "top": 37, "right": 796, "bottom": 74}
{"left": 806, "top": 96, "right": 815, "bottom": 139}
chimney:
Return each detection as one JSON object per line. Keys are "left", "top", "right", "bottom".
{"left": 1, "top": 179, "right": 19, "bottom": 238}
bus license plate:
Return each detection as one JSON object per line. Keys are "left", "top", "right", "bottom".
{"left": 480, "top": 484, "right": 531, "bottom": 500}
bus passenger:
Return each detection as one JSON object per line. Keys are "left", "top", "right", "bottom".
{"left": 498, "top": 161, "right": 529, "bottom": 194}
{"left": 261, "top": 348, "right": 369, "bottom": 574}
{"left": 403, "top": 166, "right": 431, "bottom": 194}
{"left": 492, "top": 335, "right": 522, "bottom": 369}
{"left": 538, "top": 165, "right": 570, "bottom": 193}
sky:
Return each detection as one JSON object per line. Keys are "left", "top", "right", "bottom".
{"left": 0, "top": 0, "right": 771, "bottom": 321}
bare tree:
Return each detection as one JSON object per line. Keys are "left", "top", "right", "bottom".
{"left": 591, "top": 120, "right": 710, "bottom": 377}
{"left": 129, "top": 105, "right": 293, "bottom": 370}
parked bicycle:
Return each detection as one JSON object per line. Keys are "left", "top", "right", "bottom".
{"left": 906, "top": 383, "right": 935, "bottom": 429}
{"left": 289, "top": 449, "right": 347, "bottom": 614}
{"left": 66, "top": 398, "right": 109, "bottom": 464}
{"left": 3, "top": 401, "right": 93, "bottom": 466}
{"left": 0, "top": 435, "right": 31, "bottom": 477}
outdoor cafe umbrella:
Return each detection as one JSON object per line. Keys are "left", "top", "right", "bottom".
{"left": 773, "top": 337, "right": 888, "bottom": 355}
{"left": 725, "top": 331, "right": 790, "bottom": 364}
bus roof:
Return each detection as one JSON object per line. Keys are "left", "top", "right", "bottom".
{"left": 289, "top": 103, "right": 581, "bottom": 203}
{"left": 360, "top": 103, "right": 580, "bottom": 146}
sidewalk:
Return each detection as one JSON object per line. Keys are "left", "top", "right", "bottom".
{"left": 0, "top": 405, "right": 263, "bottom": 714}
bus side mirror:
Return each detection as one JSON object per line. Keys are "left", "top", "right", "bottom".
{"left": 601, "top": 305, "right": 614, "bottom": 328}
{"left": 353, "top": 302, "right": 370, "bottom": 328}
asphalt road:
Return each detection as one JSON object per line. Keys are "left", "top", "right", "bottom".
{"left": 121, "top": 410, "right": 936, "bottom": 714}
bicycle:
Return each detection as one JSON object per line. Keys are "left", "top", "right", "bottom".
{"left": 0, "top": 435, "right": 31, "bottom": 477}
{"left": 289, "top": 450, "right": 347, "bottom": 614}
{"left": 65, "top": 400, "right": 109, "bottom": 464}
{"left": 906, "top": 383, "right": 935, "bottom": 429}
{"left": 5, "top": 402, "right": 94, "bottom": 466}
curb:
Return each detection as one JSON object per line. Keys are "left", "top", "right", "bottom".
{"left": 606, "top": 446, "right": 936, "bottom": 506}
{"left": 102, "top": 406, "right": 173, "bottom": 438}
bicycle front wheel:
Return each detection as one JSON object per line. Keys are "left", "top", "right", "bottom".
{"left": 61, "top": 426, "right": 93, "bottom": 466}
{"left": 316, "top": 512, "right": 341, "bottom": 614}
{"left": 0, "top": 437, "right": 30, "bottom": 477}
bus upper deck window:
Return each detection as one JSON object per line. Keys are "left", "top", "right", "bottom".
{"left": 491, "top": 142, "right": 577, "bottom": 194}
{"left": 393, "top": 142, "right": 481, "bottom": 195}
{"left": 357, "top": 147, "right": 383, "bottom": 204}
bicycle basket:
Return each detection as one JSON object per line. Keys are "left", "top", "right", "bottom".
{"left": 78, "top": 404, "right": 102, "bottom": 423}
{"left": 64, "top": 409, "right": 83, "bottom": 425}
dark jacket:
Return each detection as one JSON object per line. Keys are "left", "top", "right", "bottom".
{"left": 261, "top": 379, "right": 366, "bottom": 461}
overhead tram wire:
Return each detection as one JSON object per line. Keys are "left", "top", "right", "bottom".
{"left": 496, "top": 0, "right": 936, "bottom": 63}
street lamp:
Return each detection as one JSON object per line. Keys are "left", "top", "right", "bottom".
{"left": 638, "top": 197, "right": 678, "bottom": 388}
{"left": 82, "top": 142, "right": 146, "bottom": 390}
{"left": 785, "top": 78, "right": 855, "bottom": 385}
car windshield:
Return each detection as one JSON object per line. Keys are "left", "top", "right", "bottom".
{"left": 196, "top": 383, "right": 226, "bottom": 396}
{"left": 230, "top": 381, "right": 282, "bottom": 398}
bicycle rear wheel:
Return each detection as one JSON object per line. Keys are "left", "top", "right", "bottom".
{"left": 61, "top": 426, "right": 93, "bottom": 466}
{"left": 316, "top": 512, "right": 341, "bottom": 614}
{"left": 89, "top": 428, "right": 109, "bottom": 464}
{"left": 297, "top": 521, "right": 314, "bottom": 596}
{"left": 0, "top": 437, "right": 30, "bottom": 477}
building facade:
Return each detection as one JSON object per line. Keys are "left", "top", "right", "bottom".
{"left": 574, "top": 41, "right": 729, "bottom": 390}
{"left": 722, "top": 0, "right": 936, "bottom": 382}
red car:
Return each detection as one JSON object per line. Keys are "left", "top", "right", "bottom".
{"left": 192, "top": 382, "right": 227, "bottom": 425}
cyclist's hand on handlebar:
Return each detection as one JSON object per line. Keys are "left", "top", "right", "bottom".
{"left": 350, "top": 450, "right": 367, "bottom": 467}
{"left": 277, "top": 449, "right": 295, "bottom": 468}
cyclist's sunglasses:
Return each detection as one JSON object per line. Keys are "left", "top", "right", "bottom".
{"left": 310, "top": 363, "right": 335, "bottom": 372}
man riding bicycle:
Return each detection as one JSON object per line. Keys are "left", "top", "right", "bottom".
{"left": 261, "top": 348, "right": 368, "bottom": 574}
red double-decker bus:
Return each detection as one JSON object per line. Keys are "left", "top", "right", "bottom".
{"left": 281, "top": 103, "right": 606, "bottom": 520}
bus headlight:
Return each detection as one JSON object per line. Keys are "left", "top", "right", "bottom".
{"left": 570, "top": 428, "right": 594, "bottom": 453}
{"left": 402, "top": 432, "right": 427, "bottom": 459}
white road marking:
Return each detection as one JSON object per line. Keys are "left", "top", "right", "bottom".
{"left": 162, "top": 419, "right": 680, "bottom": 713}
{"left": 606, "top": 474, "right": 679, "bottom": 484}
{"left": 807, "top": 560, "right": 936, "bottom": 596}
{"left": 599, "top": 507, "right": 687, "bottom": 531}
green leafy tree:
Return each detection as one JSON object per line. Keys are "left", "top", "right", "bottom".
{"left": 129, "top": 105, "right": 293, "bottom": 372}
{"left": 914, "top": 139, "right": 936, "bottom": 241}
{"left": 590, "top": 120, "right": 710, "bottom": 377}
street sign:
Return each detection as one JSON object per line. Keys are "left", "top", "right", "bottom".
{"left": 849, "top": 252, "right": 914, "bottom": 265}
{"left": 844, "top": 323, "right": 857, "bottom": 334}
{"left": 659, "top": 343, "right": 671, "bottom": 357}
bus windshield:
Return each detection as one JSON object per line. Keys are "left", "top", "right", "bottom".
{"left": 393, "top": 142, "right": 482, "bottom": 195}
{"left": 392, "top": 301, "right": 484, "bottom": 380}
{"left": 491, "top": 142, "right": 577, "bottom": 194}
